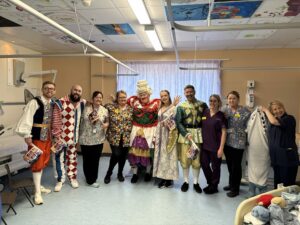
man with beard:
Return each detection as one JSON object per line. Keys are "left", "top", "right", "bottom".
{"left": 52, "top": 85, "right": 86, "bottom": 191}
{"left": 175, "top": 85, "right": 208, "bottom": 193}
{"left": 15, "top": 81, "right": 56, "bottom": 204}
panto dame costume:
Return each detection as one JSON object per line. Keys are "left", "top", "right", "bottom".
{"left": 247, "top": 108, "right": 270, "bottom": 197}
{"left": 153, "top": 105, "right": 179, "bottom": 181}
{"left": 52, "top": 95, "right": 85, "bottom": 190}
{"left": 175, "top": 99, "right": 208, "bottom": 191}
{"left": 127, "top": 80, "right": 160, "bottom": 181}
{"left": 16, "top": 95, "right": 54, "bottom": 204}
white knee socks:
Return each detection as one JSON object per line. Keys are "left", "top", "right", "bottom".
{"left": 183, "top": 168, "right": 189, "bottom": 183}
{"left": 32, "top": 171, "right": 42, "bottom": 195}
{"left": 192, "top": 168, "right": 200, "bottom": 184}
{"left": 132, "top": 167, "right": 138, "bottom": 175}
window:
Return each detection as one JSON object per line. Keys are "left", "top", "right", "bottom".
{"left": 117, "top": 60, "right": 220, "bottom": 103}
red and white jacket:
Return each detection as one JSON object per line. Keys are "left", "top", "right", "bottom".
{"left": 52, "top": 96, "right": 86, "bottom": 145}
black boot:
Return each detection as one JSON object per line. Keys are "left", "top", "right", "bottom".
{"left": 131, "top": 174, "right": 139, "bottom": 183}
{"left": 104, "top": 172, "right": 112, "bottom": 184}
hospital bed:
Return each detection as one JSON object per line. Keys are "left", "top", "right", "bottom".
{"left": 0, "top": 126, "right": 29, "bottom": 177}
{"left": 234, "top": 185, "right": 300, "bottom": 225}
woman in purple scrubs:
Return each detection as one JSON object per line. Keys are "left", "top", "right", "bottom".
{"left": 201, "top": 94, "right": 227, "bottom": 194}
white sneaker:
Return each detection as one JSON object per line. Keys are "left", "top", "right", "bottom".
{"left": 54, "top": 182, "right": 63, "bottom": 192}
{"left": 90, "top": 182, "right": 100, "bottom": 188}
{"left": 71, "top": 179, "right": 79, "bottom": 189}
{"left": 40, "top": 186, "right": 51, "bottom": 194}
{"left": 34, "top": 193, "right": 43, "bottom": 205}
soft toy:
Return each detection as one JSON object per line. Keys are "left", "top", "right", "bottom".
{"left": 251, "top": 205, "right": 270, "bottom": 223}
{"left": 257, "top": 194, "right": 274, "bottom": 207}
{"left": 244, "top": 211, "right": 265, "bottom": 225}
{"left": 271, "top": 197, "right": 286, "bottom": 208}
{"left": 269, "top": 197, "right": 286, "bottom": 225}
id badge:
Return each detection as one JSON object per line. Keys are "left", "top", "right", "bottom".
{"left": 93, "top": 128, "right": 97, "bottom": 134}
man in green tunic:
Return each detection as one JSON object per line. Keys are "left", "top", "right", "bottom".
{"left": 175, "top": 85, "right": 208, "bottom": 193}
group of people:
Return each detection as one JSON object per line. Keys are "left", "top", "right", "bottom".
{"left": 15, "top": 80, "right": 299, "bottom": 205}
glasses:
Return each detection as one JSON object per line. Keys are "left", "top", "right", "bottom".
{"left": 43, "top": 87, "right": 55, "bottom": 91}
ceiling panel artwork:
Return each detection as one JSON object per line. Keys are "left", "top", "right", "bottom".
{"left": 253, "top": 0, "right": 300, "bottom": 18}
{"left": 95, "top": 24, "right": 135, "bottom": 35}
{"left": 211, "top": 1, "right": 262, "bottom": 19}
{"left": 0, "top": 0, "right": 298, "bottom": 53}
{"left": 166, "top": 4, "right": 209, "bottom": 21}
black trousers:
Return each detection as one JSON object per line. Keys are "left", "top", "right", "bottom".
{"left": 201, "top": 149, "right": 222, "bottom": 188}
{"left": 106, "top": 144, "right": 129, "bottom": 176}
{"left": 81, "top": 144, "right": 103, "bottom": 185}
{"left": 224, "top": 145, "right": 244, "bottom": 193}
{"left": 273, "top": 165, "right": 298, "bottom": 189}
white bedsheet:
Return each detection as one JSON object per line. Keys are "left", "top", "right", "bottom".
{"left": 0, "top": 135, "right": 27, "bottom": 158}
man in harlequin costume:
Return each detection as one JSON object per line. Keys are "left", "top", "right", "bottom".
{"left": 127, "top": 80, "right": 160, "bottom": 183}
{"left": 52, "top": 85, "right": 86, "bottom": 191}
{"left": 175, "top": 84, "right": 208, "bottom": 193}
{"left": 16, "top": 81, "right": 56, "bottom": 205}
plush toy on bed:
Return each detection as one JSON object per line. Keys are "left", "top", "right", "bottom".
{"left": 257, "top": 194, "right": 274, "bottom": 207}
{"left": 269, "top": 197, "right": 286, "bottom": 225}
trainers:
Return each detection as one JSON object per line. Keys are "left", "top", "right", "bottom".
{"left": 90, "top": 182, "right": 100, "bottom": 188}
{"left": 117, "top": 174, "right": 125, "bottom": 182}
{"left": 104, "top": 174, "right": 111, "bottom": 184}
{"left": 158, "top": 180, "right": 166, "bottom": 189}
{"left": 54, "top": 182, "right": 63, "bottom": 192}
{"left": 227, "top": 191, "right": 239, "bottom": 198}
{"left": 71, "top": 179, "right": 79, "bottom": 189}
{"left": 40, "top": 186, "right": 51, "bottom": 194}
{"left": 144, "top": 173, "right": 152, "bottom": 182}
{"left": 131, "top": 174, "right": 139, "bottom": 183}
{"left": 193, "top": 183, "right": 202, "bottom": 193}
{"left": 165, "top": 180, "right": 173, "bottom": 188}
{"left": 223, "top": 185, "right": 231, "bottom": 191}
{"left": 181, "top": 182, "right": 189, "bottom": 192}
{"left": 34, "top": 193, "right": 43, "bottom": 205}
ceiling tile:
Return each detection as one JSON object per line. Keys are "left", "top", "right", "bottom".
{"left": 237, "top": 30, "right": 276, "bottom": 40}
{"left": 108, "top": 35, "right": 142, "bottom": 43}
{"left": 63, "top": 0, "right": 115, "bottom": 9}
{"left": 22, "top": 0, "right": 69, "bottom": 10}
{"left": 204, "top": 31, "right": 239, "bottom": 41}
{"left": 78, "top": 8, "right": 125, "bottom": 24}
{"left": 42, "top": 10, "right": 89, "bottom": 25}
{"left": 248, "top": 17, "right": 292, "bottom": 24}
{"left": 148, "top": 6, "right": 167, "bottom": 21}
{"left": 117, "top": 7, "right": 140, "bottom": 23}
{"left": 211, "top": 18, "right": 249, "bottom": 26}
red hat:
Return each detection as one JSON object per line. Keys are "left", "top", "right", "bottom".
{"left": 257, "top": 194, "right": 273, "bottom": 207}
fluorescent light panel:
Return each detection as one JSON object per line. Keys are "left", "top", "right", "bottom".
{"left": 145, "top": 26, "right": 163, "bottom": 51}
{"left": 128, "top": 0, "right": 151, "bottom": 25}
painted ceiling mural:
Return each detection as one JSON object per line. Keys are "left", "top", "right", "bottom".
{"left": 0, "top": 0, "right": 298, "bottom": 48}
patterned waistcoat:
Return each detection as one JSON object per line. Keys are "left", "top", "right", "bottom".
{"left": 32, "top": 97, "right": 53, "bottom": 141}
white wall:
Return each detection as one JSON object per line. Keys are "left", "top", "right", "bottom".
{"left": 0, "top": 40, "right": 42, "bottom": 127}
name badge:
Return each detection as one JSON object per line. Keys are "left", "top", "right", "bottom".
{"left": 202, "top": 117, "right": 207, "bottom": 120}
{"left": 93, "top": 128, "right": 97, "bottom": 134}
{"left": 234, "top": 113, "right": 240, "bottom": 118}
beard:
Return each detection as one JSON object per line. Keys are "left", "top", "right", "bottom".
{"left": 70, "top": 93, "right": 81, "bottom": 102}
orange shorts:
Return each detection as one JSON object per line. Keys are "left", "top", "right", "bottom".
{"left": 31, "top": 139, "right": 51, "bottom": 172}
